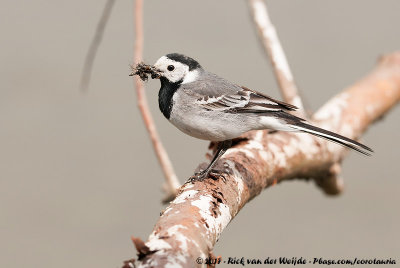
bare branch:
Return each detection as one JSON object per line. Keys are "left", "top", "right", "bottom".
{"left": 131, "top": 52, "right": 400, "bottom": 267}
{"left": 80, "top": 0, "right": 116, "bottom": 91}
{"left": 313, "top": 162, "right": 344, "bottom": 195}
{"left": 247, "top": 0, "right": 305, "bottom": 115}
{"left": 133, "top": 0, "right": 180, "bottom": 201}
{"left": 247, "top": 0, "right": 341, "bottom": 193}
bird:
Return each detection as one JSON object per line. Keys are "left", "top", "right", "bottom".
{"left": 143, "top": 53, "right": 372, "bottom": 180}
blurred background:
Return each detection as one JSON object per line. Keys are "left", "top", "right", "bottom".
{"left": 1, "top": 0, "right": 399, "bottom": 267}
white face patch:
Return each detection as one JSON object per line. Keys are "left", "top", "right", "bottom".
{"left": 154, "top": 56, "right": 199, "bottom": 84}
{"left": 182, "top": 69, "right": 199, "bottom": 84}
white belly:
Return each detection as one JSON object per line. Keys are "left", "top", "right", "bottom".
{"left": 169, "top": 109, "right": 252, "bottom": 141}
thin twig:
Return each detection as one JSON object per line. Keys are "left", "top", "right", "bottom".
{"left": 80, "top": 0, "right": 116, "bottom": 91}
{"left": 133, "top": 0, "right": 180, "bottom": 201}
{"left": 247, "top": 0, "right": 305, "bottom": 115}
{"left": 247, "top": 0, "right": 342, "bottom": 193}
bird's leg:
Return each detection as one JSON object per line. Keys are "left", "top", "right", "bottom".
{"left": 190, "top": 140, "right": 232, "bottom": 182}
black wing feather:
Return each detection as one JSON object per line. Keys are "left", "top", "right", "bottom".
{"left": 197, "top": 85, "right": 298, "bottom": 113}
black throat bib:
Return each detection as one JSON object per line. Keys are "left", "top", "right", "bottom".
{"left": 158, "top": 77, "right": 182, "bottom": 119}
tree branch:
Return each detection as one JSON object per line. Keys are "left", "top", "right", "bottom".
{"left": 247, "top": 0, "right": 305, "bottom": 115}
{"left": 130, "top": 52, "right": 400, "bottom": 268}
{"left": 133, "top": 0, "right": 180, "bottom": 201}
{"left": 247, "top": 0, "right": 346, "bottom": 194}
{"left": 80, "top": 0, "right": 116, "bottom": 91}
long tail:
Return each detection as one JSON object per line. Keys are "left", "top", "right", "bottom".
{"left": 291, "top": 122, "right": 373, "bottom": 156}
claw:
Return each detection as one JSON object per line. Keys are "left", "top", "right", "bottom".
{"left": 209, "top": 171, "right": 227, "bottom": 182}
{"left": 189, "top": 170, "right": 208, "bottom": 183}
{"left": 189, "top": 169, "right": 226, "bottom": 183}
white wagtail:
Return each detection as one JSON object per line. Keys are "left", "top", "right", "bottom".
{"left": 131, "top": 53, "right": 372, "bottom": 180}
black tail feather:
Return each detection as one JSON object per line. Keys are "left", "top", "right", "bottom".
{"left": 293, "top": 122, "right": 373, "bottom": 156}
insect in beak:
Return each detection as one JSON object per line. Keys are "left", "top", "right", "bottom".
{"left": 129, "top": 63, "right": 162, "bottom": 81}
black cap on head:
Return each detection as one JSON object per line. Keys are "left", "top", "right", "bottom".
{"left": 166, "top": 53, "right": 202, "bottom": 71}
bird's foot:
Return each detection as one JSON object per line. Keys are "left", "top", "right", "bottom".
{"left": 209, "top": 169, "right": 228, "bottom": 182}
{"left": 189, "top": 170, "right": 209, "bottom": 182}
{"left": 189, "top": 169, "right": 227, "bottom": 183}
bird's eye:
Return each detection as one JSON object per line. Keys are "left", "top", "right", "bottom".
{"left": 167, "top": 65, "right": 175, "bottom": 71}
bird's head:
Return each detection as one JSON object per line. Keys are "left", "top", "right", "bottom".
{"left": 152, "top": 53, "right": 202, "bottom": 84}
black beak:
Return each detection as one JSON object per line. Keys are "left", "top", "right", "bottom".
{"left": 151, "top": 70, "right": 161, "bottom": 79}
{"left": 149, "top": 65, "right": 162, "bottom": 79}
